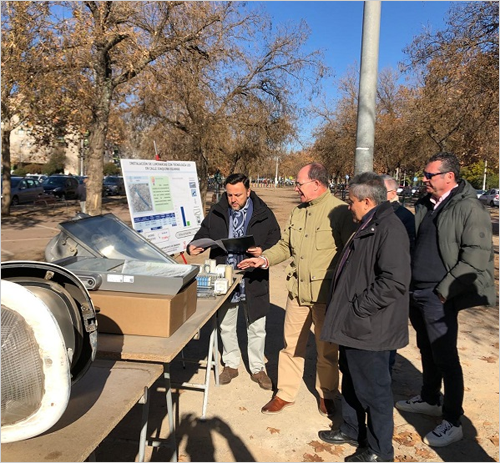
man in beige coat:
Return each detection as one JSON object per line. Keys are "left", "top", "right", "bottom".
{"left": 238, "top": 162, "right": 355, "bottom": 416}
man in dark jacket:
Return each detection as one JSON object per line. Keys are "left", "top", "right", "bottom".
{"left": 187, "top": 173, "right": 280, "bottom": 390}
{"left": 318, "top": 172, "right": 411, "bottom": 462}
{"left": 396, "top": 152, "right": 495, "bottom": 447}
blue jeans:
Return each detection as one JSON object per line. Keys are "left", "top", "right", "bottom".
{"left": 409, "top": 288, "right": 464, "bottom": 425}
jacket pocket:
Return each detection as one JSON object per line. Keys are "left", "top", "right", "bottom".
{"left": 341, "top": 304, "right": 372, "bottom": 340}
{"left": 315, "top": 229, "right": 336, "bottom": 251}
{"left": 310, "top": 268, "right": 334, "bottom": 304}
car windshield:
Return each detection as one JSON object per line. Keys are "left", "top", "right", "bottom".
{"left": 11, "top": 178, "right": 22, "bottom": 187}
{"left": 104, "top": 177, "right": 120, "bottom": 184}
{"left": 43, "top": 177, "right": 66, "bottom": 186}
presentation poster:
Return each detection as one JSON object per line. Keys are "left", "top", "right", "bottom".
{"left": 120, "top": 159, "right": 203, "bottom": 255}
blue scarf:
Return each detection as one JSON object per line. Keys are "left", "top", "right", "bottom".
{"left": 226, "top": 197, "right": 253, "bottom": 302}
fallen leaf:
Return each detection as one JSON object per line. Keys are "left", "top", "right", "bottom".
{"left": 489, "top": 435, "right": 499, "bottom": 446}
{"left": 480, "top": 356, "right": 498, "bottom": 363}
{"left": 415, "top": 447, "right": 434, "bottom": 459}
{"left": 266, "top": 427, "right": 280, "bottom": 434}
{"left": 307, "top": 440, "right": 343, "bottom": 456}
{"left": 302, "top": 453, "right": 324, "bottom": 462}
{"left": 393, "top": 431, "right": 417, "bottom": 446}
{"left": 239, "top": 406, "right": 248, "bottom": 412}
{"left": 394, "top": 454, "right": 413, "bottom": 462}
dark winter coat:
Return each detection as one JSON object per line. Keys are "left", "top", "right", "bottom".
{"left": 188, "top": 191, "right": 281, "bottom": 323}
{"left": 413, "top": 179, "right": 495, "bottom": 310}
{"left": 321, "top": 201, "right": 411, "bottom": 351}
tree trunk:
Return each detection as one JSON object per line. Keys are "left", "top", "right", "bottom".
{"left": 85, "top": 58, "right": 114, "bottom": 216}
{"left": 1, "top": 128, "right": 12, "bottom": 216}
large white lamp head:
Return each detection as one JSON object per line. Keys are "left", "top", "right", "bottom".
{"left": 1, "top": 261, "right": 98, "bottom": 443}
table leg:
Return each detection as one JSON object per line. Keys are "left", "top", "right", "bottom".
{"left": 163, "top": 364, "right": 178, "bottom": 463}
{"left": 212, "top": 315, "right": 220, "bottom": 386}
{"left": 138, "top": 386, "right": 150, "bottom": 462}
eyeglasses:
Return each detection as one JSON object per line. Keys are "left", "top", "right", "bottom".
{"left": 423, "top": 171, "right": 449, "bottom": 180}
{"left": 295, "top": 180, "right": 315, "bottom": 188}
{"left": 386, "top": 189, "right": 396, "bottom": 193}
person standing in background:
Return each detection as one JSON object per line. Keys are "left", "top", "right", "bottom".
{"left": 76, "top": 177, "right": 88, "bottom": 213}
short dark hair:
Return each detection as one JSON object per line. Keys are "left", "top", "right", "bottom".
{"left": 428, "top": 152, "right": 460, "bottom": 180}
{"left": 349, "top": 172, "right": 387, "bottom": 205}
{"left": 305, "top": 162, "right": 329, "bottom": 187}
{"left": 225, "top": 173, "right": 250, "bottom": 189}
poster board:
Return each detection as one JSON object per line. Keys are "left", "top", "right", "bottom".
{"left": 120, "top": 159, "right": 203, "bottom": 255}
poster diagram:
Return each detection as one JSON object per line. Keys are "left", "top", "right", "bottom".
{"left": 120, "top": 159, "right": 204, "bottom": 255}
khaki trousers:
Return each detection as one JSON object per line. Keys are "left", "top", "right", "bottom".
{"left": 277, "top": 295, "right": 339, "bottom": 402}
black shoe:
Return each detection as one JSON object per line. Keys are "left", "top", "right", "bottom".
{"left": 318, "top": 429, "right": 358, "bottom": 447}
{"left": 345, "top": 448, "right": 392, "bottom": 462}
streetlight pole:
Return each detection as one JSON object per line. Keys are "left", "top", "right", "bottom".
{"left": 482, "top": 159, "right": 488, "bottom": 190}
{"left": 275, "top": 156, "right": 279, "bottom": 188}
{"left": 354, "top": 1, "right": 381, "bottom": 174}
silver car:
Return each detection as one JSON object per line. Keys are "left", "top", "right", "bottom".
{"left": 479, "top": 188, "right": 499, "bottom": 207}
{"left": 6, "top": 177, "right": 44, "bottom": 206}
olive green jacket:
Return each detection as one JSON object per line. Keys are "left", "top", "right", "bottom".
{"left": 263, "top": 190, "right": 356, "bottom": 305}
{"left": 414, "top": 179, "right": 496, "bottom": 309}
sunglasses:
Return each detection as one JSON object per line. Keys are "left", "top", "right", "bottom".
{"left": 423, "top": 171, "right": 449, "bottom": 180}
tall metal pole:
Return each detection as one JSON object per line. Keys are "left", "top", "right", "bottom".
{"left": 275, "top": 157, "right": 279, "bottom": 188}
{"left": 354, "top": 1, "right": 381, "bottom": 175}
{"left": 482, "top": 159, "right": 487, "bottom": 190}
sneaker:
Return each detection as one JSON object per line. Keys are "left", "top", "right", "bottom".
{"left": 219, "top": 366, "right": 238, "bottom": 385}
{"left": 395, "top": 395, "right": 442, "bottom": 416}
{"left": 423, "top": 420, "right": 463, "bottom": 447}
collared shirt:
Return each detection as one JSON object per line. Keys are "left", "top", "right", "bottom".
{"left": 430, "top": 185, "right": 458, "bottom": 210}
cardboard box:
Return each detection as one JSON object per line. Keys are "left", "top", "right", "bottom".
{"left": 91, "top": 280, "right": 197, "bottom": 337}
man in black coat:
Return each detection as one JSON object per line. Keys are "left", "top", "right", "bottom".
{"left": 187, "top": 173, "right": 280, "bottom": 390}
{"left": 318, "top": 172, "right": 411, "bottom": 462}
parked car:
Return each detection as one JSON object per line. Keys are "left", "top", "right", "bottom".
{"left": 103, "top": 176, "right": 125, "bottom": 196}
{"left": 3, "top": 176, "right": 44, "bottom": 206}
{"left": 75, "top": 175, "right": 88, "bottom": 184}
{"left": 475, "top": 189, "right": 487, "bottom": 199}
{"left": 26, "top": 174, "right": 48, "bottom": 183}
{"left": 479, "top": 188, "right": 499, "bottom": 207}
{"left": 41, "top": 175, "right": 79, "bottom": 200}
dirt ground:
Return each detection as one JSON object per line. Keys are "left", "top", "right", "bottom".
{"left": 1, "top": 187, "right": 499, "bottom": 462}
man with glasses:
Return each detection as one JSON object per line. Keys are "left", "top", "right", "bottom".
{"left": 396, "top": 152, "right": 495, "bottom": 447}
{"left": 238, "top": 163, "right": 355, "bottom": 417}
{"left": 318, "top": 172, "right": 411, "bottom": 462}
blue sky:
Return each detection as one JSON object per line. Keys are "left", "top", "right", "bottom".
{"left": 250, "top": 1, "right": 456, "bottom": 145}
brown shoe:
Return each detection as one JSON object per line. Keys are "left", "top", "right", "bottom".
{"left": 261, "top": 396, "right": 294, "bottom": 414}
{"left": 318, "top": 397, "right": 336, "bottom": 417}
{"left": 251, "top": 370, "right": 273, "bottom": 390}
{"left": 219, "top": 366, "right": 238, "bottom": 385}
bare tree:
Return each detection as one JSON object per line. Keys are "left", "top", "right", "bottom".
{"left": 1, "top": 2, "right": 55, "bottom": 215}
{"left": 121, "top": 3, "right": 326, "bottom": 207}
{"left": 402, "top": 1, "right": 499, "bottom": 166}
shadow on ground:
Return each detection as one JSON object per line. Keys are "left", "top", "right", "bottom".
{"left": 392, "top": 354, "right": 496, "bottom": 462}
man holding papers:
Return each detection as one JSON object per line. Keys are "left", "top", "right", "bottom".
{"left": 187, "top": 173, "right": 280, "bottom": 389}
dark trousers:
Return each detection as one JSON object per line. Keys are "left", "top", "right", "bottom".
{"left": 409, "top": 288, "right": 464, "bottom": 425}
{"left": 339, "top": 346, "right": 394, "bottom": 461}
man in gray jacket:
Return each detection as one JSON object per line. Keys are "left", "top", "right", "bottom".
{"left": 396, "top": 152, "right": 495, "bottom": 447}
{"left": 318, "top": 172, "right": 411, "bottom": 462}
